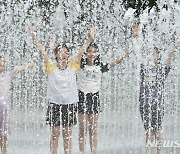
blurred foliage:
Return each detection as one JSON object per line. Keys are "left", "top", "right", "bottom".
{"left": 0, "top": 0, "right": 59, "bottom": 24}
{"left": 122, "top": 0, "right": 159, "bottom": 17}
{"left": 0, "top": 0, "right": 173, "bottom": 22}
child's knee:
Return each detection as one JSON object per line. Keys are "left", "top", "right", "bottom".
{"left": 156, "top": 131, "right": 162, "bottom": 139}
{"left": 51, "top": 131, "right": 60, "bottom": 140}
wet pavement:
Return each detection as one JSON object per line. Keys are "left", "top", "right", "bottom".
{"left": 7, "top": 107, "right": 180, "bottom": 154}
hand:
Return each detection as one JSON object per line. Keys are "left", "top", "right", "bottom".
{"left": 15, "top": 60, "right": 36, "bottom": 73}
{"left": 28, "top": 26, "right": 35, "bottom": 37}
{"left": 27, "top": 61, "right": 36, "bottom": 68}
{"left": 89, "top": 26, "right": 95, "bottom": 40}
{"left": 175, "top": 41, "right": 180, "bottom": 48}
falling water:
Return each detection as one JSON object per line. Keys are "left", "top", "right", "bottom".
{"left": 0, "top": 0, "right": 180, "bottom": 153}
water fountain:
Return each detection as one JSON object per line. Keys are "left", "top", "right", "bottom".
{"left": 0, "top": 0, "right": 180, "bottom": 153}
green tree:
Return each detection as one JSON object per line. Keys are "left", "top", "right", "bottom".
{"left": 122, "top": 0, "right": 159, "bottom": 17}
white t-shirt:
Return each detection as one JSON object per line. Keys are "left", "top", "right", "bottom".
{"left": 46, "top": 59, "right": 80, "bottom": 105}
{"left": 77, "top": 63, "right": 109, "bottom": 94}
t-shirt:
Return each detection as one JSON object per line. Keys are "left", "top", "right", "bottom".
{"left": 77, "top": 63, "right": 109, "bottom": 94}
{"left": 139, "top": 64, "right": 170, "bottom": 105}
{"left": 0, "top": 70, "right": 17, "bottom": 110}
{"left": 45, "top": 59, "right": 80, "bottom": 105}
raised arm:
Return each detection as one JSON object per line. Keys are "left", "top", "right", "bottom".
{"left": 77, "top": 26, "right": 95, "bottom": 64}
{"left": 28, "top": 27, "right": 49, "bottom": 63}
{"left": 45, "top": 36, "right": 51, "bottom": 49}
{"left": 109, "top": 42, "right": 133, "bottom": 68}
{"left": 132, "top": 23, "right": 139, "bottom": 38}
{"left": 15, "top": 61, "right": 35, "bottom": 73}
{"left": 166, "top": 41, "right": 180, "bottom": 68}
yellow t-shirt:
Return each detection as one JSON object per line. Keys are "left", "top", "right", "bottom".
{"left": 45, "top": 59, "right": 80, "bottom": 74}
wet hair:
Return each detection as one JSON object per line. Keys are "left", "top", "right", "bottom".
{"left": 0, "top": 56, "right": 3, "bottom": 61}
{"left": 54, "top": 43, "right": 70, "bottom": 62}
{"left": 54, "top": 43, "right": 69, "bottom": 55}
{"left": 132, "top": 21, "right": 140, "bottom": 37}
{"left": 133, "top": 21, "right": 140, "bottom": 26}
{"left": 132, "top": 19, "right": 140, "bottom": 27}
{"left": 80, "top": 42, "right": 101, "bottom": 69}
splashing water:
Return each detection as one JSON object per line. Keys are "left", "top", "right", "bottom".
{"left": 0, "top": 1, "right": 180, "bottom": 154}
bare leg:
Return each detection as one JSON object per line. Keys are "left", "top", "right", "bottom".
{"left": 146, "top": 129, "right": 155, "bottom": 154}
{"left": 0, "top": 136, "right": 8, "bottom": 154}
{"left": 88, "top": 114, "right": 98, "bottom": 154}
{"left": 145, "top": 129, "right": 150, "bottom": 146}
{"left": 156, "top": 131, "right": 163, "bottom": 154}
{"left": 62, "top": 125, "right": 73, "bottom": 154}
{"left": 78, "top": 113, "right": 88, "bottom": 154}
{"left": 149, "top": 129, "right": 155, "bottom": 154}
{"left": 50, "top": 126, "right": 60, "bottom": 154}
{"left": 0, "top": 137, "right": 2, "bottom": 153}
{"left": 145, "top": 129, "right": 150, "bottom": 154}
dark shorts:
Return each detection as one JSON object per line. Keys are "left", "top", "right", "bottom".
{"left": 46, "top": 103, "right": 77, "bottom": 127}
{"left": 140, "top": 102, "right": 164, "bottom": 131}
{"left": 78, "top": 90, "right": 100, "bottom": 114}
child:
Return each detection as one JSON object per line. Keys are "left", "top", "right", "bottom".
{"left": 0, "top": 57, "right": 34, "bottom": 154}
{"left": 28, "top": 26, "right": 94, "bottom": 154}
{"left": 139, "top": 45, "right": 179, "bottom": 154}
{"left": 134, "top": 23, "right": 180, "bottom": 154}
{"left": 77, "top": 31, "right": 133, "bottom": 154}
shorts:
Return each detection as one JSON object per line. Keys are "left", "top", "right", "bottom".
{"left": 46, "top": 103, "right": 77, "bottom": 127}
{"left": 78, "top": 90, "right": 101, "bottom": 114}
{"left": 140, "top": 102, "right": 164, "bottom": 131}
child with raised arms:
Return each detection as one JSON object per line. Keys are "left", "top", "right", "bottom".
{"left": 0, "top": 57, "right": 35, "bottom": 154}
{"left": 29, "top": 26, "right": 94, "bottom": 154}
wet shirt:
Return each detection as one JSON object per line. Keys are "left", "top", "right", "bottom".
{"left": 46, "top": 59, "right": 80, "bottom": 105}
{"left": 0, "top": 70, "right": 17, "bottom": 108}
{"left": 77, "top": 63, "right": 109, "bottom": 94}
{"left": 139, "top": 64, "right": 170, "bottom": 105}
